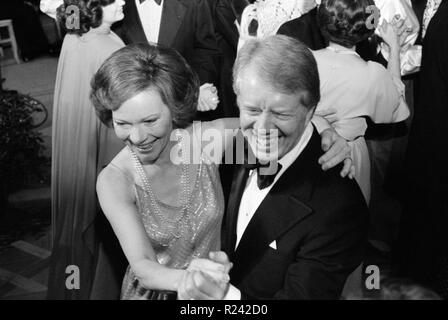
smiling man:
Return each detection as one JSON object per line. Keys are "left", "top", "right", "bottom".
{"left": 178, "top": 35, "right": 369, "bottom": 300}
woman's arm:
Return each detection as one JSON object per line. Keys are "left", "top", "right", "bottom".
{"left": 200, "top": 117, "right": 354, "bottom": 176}
{"left": 199, "top": 118, "right": 240, "bottom": 162}
{"left": 96, "top": 165, "right": 184, "bottom": 291}
{"left": 380, "top": 19, "right": 401, "bottom": 79}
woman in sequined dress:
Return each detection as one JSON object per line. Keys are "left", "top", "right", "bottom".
{"left": 90, "top": 43, "right": 237, "bottom": 300}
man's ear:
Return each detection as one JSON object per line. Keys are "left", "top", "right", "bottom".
{"left": 305, "top": 106, "right": 316, "bottom": 125}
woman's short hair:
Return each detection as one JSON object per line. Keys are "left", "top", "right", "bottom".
{"left": 233, "top": 35, "right": 320, "bottom": 111}
{"left": 318, "top": 0, "right": 375, "bottom": 48}
{"left": 57, "top": 0, "right": 115, "bottom": 35}
{"left": 90, "top": 43, "right": 199, "bottom": 128}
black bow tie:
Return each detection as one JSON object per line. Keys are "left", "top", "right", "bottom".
{"left": 243, "top": 161, "right": 283, "bottom": 190}
{"left": 139, "top": 0, "right": 162, "bottom": 5}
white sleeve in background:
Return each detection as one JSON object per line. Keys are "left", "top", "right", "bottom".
{"left": 311, "top": 115, "right": 332, "bottom": 134}
{"left": 40, "top": 0, "right": 64, "bottom": 20}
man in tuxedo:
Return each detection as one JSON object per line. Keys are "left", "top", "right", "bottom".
{"left": 113, "top": 0, "right": 218, "bottom": 85}
{"left": 178, "top": 35, "right": 369, "bottom": 300}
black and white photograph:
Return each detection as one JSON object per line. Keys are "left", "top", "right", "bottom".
{"left": 0, "top": 0, "right": 447, "bottom": 303}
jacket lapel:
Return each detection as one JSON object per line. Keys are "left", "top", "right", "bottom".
{"left": 222, "top": 165, "right": 249, "bottom": 257}
{"left": 230, "top": 129, "right": 323, "bottom": 281}
{"left": 121, "top": 0, "right": 149, "bottom": 43}
{"left": 158, "top": 0, "right": 187, "bottom": 47}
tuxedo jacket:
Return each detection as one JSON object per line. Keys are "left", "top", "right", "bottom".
{"left": 221, "top": 129, "right": 369, "bottom": 299}
{"left": 113, "top": 0, "right": 219, "bottom": 84}
{"left": 277, "top": 7, "right": 327, "bottom": 51}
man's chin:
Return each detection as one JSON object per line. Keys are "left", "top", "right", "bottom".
{"left": 247, "top": 140, "right": 280, "bottom": 163}
{"left": 252, "top": 149, "right": 280, "bottom": 163}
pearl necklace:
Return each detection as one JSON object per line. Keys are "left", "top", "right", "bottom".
{"left": 129, "top": 133, "right": 192, "bottom": 245}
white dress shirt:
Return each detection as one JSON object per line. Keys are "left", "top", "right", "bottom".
{"left": 135, "top": 0, "right": 164, "bottom": 43}
{"left": 40, "top": 0, "right": 63, "bottom": 20}
{"left": 225, "top": 122, "right": 314, "bottom": 300}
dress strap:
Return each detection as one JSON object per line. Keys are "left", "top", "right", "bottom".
{"left": 108, "top": 162, "right": 134, "bottom": 185}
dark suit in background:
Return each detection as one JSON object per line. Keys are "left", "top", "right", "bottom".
{"left": 277, "top": 7, "right": 327, "bottom": 50}
{"left": 394, "top": 0, "right": 448, "bottom": 299}
{"left": 221, "top": 129, "right": 369, "bottom": 299}
{"left": 113, "top": 0, "right": 219, "bottom": 84}
{"left": 207, "top": 0, "right": 248, "bottom": 118}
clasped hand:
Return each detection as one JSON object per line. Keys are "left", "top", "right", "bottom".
{"left": 178, "top": 251, "right": 232, "bottom": 300}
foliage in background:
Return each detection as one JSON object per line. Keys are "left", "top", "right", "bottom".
{"left": 0, "top": 91, "right": 49, "bottom": 199}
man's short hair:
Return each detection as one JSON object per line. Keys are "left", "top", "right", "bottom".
{"left": 233, "top": 35, "right": 320, "bottom": 111}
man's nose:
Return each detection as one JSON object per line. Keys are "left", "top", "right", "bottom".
{"left": 253, "top": 111, "right": 274, "bottom": 131}
{"left": 129, "top": 125, "right": 147, "bottom": 145}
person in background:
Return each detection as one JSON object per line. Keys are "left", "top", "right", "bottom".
{"left": 0, "top": 0, "right": 50, "bottom": 61}
{"left": 40, "top": 0, "right": 221, "bottom": 118}
{"left": 115, "top": 0, "right": 221, "bottom": 119}
{"left": 394, "top": 0, "right": 448, "bottom": 300}
{"left": 312, "top": 0, "right": 410, "bottom": 204}
{"left": 207, "top": 0, "right": 250, "bottom": 118}
{"left": 48, "top": 0, "right": 126, "bottom": 300}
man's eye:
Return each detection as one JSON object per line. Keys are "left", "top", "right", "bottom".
{"left": 144, "top": 119, "right": 156, "bottom": 124}
{"left": 246, "top": 108, "right": 260, "bottom": 115}
{"left": 114, "top": 122, "right": 126, "bottom": 126}
{"left": 273, "top": 113, "right": 290, "bottom": 119}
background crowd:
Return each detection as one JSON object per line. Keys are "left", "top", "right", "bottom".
{"left": 2, "top": 0, "right": 446, "bottom": 300}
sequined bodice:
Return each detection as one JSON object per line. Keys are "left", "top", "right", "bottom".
{"left": 133, "top": 159, "right": 224, "bottom": 270}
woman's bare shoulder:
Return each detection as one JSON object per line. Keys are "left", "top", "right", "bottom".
{"left": 97, "top": 148, "right": 135, "bottom": 194}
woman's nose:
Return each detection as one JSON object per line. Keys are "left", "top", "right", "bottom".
{"left": 129, "top": 125, "right": 147, "bottom": 145}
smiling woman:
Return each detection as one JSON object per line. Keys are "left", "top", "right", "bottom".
{"left": 90, "top": 43, "right": 236, "bottom": 300}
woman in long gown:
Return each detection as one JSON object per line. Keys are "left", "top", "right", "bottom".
{"left": 48, "top": 0, "right": 126, "bottom": 299}
{"left": 312, "top": 0, "right": 410, "bottom": 204}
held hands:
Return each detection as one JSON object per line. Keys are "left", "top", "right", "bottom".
{"left": 318, "top": 127, "right": 355, "bottom": 179}
{"left": 198, "top": 83, "right": 219, "bottom": 112}
{"left": 178, "top": 251, "right": 232, "bottom": 300}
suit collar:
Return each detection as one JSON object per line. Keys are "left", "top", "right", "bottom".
{"left": 225, "top": 128, "right": 324, "bottom": 280}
